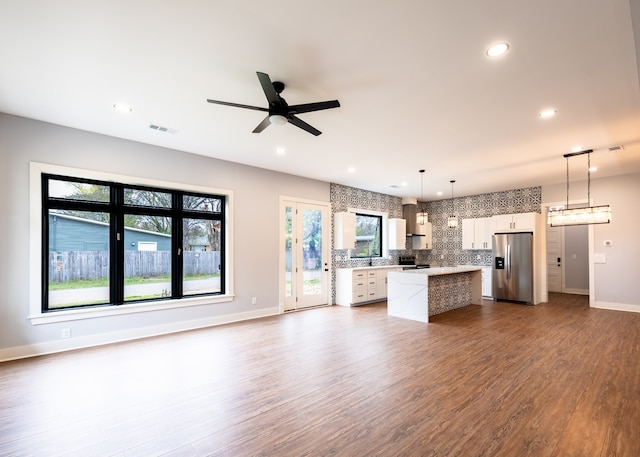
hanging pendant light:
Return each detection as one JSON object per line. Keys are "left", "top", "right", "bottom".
{"left": 547, "top": 149, "right": 612, "bottom": 226}
{"left": 447, "top": 180, "right": 458, "bottom": 228}
{"left": 417, "top": 169, "right": 426, "bottom": 225}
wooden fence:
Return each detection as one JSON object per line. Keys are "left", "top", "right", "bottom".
{"left": 49, "top": 251, "right": 221, "bottom": 282}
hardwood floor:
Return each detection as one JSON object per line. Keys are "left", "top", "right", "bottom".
{"left": 1, "top": 293, "right": 639, "bottom": 456}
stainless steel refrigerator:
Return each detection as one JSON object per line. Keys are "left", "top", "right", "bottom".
{"left": 492, "top": 232, "right": 533, "bottom": 304}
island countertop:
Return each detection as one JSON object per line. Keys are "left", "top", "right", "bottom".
{"left": 396, "top": 266, "right": 482, "bottom": 276}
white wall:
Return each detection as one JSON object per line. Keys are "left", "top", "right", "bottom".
{"left": 543, "top": 172, "right": 640, "bottom": 311}
{"left": 0, "top": 114, "right": 329, "bottom": 359}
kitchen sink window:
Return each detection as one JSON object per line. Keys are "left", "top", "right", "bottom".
{"left": 353, "top": 213, "right": 382, "bottom": 258}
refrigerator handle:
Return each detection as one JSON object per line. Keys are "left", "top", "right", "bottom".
{"left": 506, "top": 244, "right": 511, "bottom": 280}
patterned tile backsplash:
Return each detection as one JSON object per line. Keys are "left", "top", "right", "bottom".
{"left": 330, "top": 182, "right": 541, "bottom": 270}
{"left": 422, "top": 186, "right": 541, "bottom": 268}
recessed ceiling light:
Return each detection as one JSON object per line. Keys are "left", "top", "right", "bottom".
{"left": 588, "top": 166, "right": 598, "bottom": 172}
{"left": 486, "top": 42, "right": 509, "bottom": 57}
{"left": 571, "top": 146, "right": 583, "bottom": 153}
{"left": 275, "top": 147, "right": 286, "bottom": 155}
{"left": 113, "top": 103, "right": 133, "bottom": 113}
{"left": 539, "top": 108, "right": 557, "bottom": 119}
{"left": 347, "top": 167, "right": 356, "bottom": 173}
{"left": 401, "top": 181, "right": 408, "bottom": 187}
{"left": 437, "top": 191, "right": 443, "bottom": 196}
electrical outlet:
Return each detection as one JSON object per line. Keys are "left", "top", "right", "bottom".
{"left": 61, "top": 328, "right": 71, "bottom": 339}
{"left": 251, "top": 297, "right": 257, "bottom": 305}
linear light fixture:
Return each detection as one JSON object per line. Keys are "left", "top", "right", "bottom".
{"left": 547, "top": 149, "right": 612, "bottom": 227}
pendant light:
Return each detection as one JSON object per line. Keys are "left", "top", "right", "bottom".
{"left": 417, "top": 169, "right": 426, "bottom": 225}
{"left": 447, "top": 180, "right": 458, "bottom": 228}
{"left": 547, "top": 149, "right": 612, "bottom": 226}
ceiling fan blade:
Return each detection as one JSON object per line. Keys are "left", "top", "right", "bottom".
{"left": 256, "top": 72, "right": 281, "bottom": 106}
{"left": 288, "top": 115, "right": 322, "bottom": 136}
{"left": 288, "top": 100, "right": 341, "bottom": 115}
{"left": 252, "top": 115, "right": 271, "bottom": 133}
{"left": 206, "top": 99, "right": 268, "bottom": 112}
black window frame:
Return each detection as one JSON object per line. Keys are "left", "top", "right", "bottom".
{"left": 42, "top": 173, "right": 226, "bottom": 312}
{"left": 353, "top": 212, "right": 383, "bottom": 258}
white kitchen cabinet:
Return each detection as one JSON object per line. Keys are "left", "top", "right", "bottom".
{"left": 493, "top": 212, "right": 536, "bottom": 232}
{"left": 335, "top": 267, "right": 402, "bottom": 306}
{"left": 387, "top": 218, "right": 407, "bottom": 250}
{"left": 334, "top": 211, "right": 356, "bottom": 249}
{"left": 481, "top": 266, "right": 493, "bottom": 298}
{"left": 462, "top": 217, "right": 493, "bottom": 249}
{"left": 411, "top": 221, "right": 432, "bottom": 250}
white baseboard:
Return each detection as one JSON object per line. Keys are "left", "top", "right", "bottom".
{"left": 592, "top": 301, "right": 640, "bottom": 314}
{"left": 563, "top": 288, "right": 589, "bottom": 295}
{"left": 0, "top": 307, "right": 280, "bottom": 362}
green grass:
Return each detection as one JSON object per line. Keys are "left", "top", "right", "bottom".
{"left": 49, "top": 273, "right": 219, "bottom": 290}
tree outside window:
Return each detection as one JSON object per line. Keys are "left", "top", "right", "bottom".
{"left": 353, "top": 213, "right": 382, "bottom": 257}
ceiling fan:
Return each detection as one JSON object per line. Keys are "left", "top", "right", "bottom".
{"left": 207, "top": 71, "right": 340, "bottom": 136}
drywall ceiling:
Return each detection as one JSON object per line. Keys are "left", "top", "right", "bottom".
{"left": 1, "top": 0, "right": 639, "bottom": 200}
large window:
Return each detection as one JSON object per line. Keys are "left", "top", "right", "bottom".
{"left": 353, "top": 213, "right": 382, "bottom": 258}
{"left": 43, "top": 174, "right": 225, "bottom": 312}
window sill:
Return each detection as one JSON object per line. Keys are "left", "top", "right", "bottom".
{"left": 29, "top": 294, "right": 235, "bottom": 325}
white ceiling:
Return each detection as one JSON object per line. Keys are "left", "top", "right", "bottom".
{"left": 2, "top": 1, "right": 640, "bottom": 200}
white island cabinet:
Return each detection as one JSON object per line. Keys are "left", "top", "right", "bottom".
{"left": 387, "top": 267, "right": 482, "bottom": 322}
{"left": 336, "top": 266, "right": 402, "bottom": 306}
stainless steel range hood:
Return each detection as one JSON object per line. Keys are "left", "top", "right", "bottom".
{"left": 402, "top": 197, "right": 425, "bottom": 237}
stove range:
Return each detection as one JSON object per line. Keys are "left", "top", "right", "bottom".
{"left": 398, "top": 255, "right": 430, "bottom": 270}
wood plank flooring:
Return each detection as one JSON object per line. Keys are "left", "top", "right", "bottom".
{"left": 1, "top": 293, "right": 639, "bottom": 456}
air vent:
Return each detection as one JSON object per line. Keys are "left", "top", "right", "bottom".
{"left": 149, "top": 124, "right": 179, "bottom": 134}
{"left": 608, "top": 145, "right": 623, "bottom": 152}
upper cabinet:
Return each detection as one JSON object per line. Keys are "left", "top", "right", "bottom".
{"left": 412, "top": 221, "right": 433, "bottom": 250}
{"left": 334, "top": 212, "right": 356, "bottom": 249}
{"left": 387, "top": 218, "right": 407, "bottom": 250}
{"left": 493, "top": 212, "right": 536, "bottom": 232}
{"left": 462, "top": 217, "right": 494, "bottom": 250}
{"left": 463, "top": 212, "right": 539, "bottom": 249}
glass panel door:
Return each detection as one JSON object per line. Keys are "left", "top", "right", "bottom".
{"left": 281, "top": 200, "right": 329, "bottom": 311}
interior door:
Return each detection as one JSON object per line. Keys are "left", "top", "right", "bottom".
{"left": 281, "top": 199, "right": 330, "bottom": 311}
{"left": 546, "top": 225, "right": 563, "bottom": 293}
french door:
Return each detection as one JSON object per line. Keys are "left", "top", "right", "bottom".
{"left": 281, "top": 198, "right": 330, "bottom": 311}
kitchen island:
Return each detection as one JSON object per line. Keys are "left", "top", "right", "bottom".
{"left": 387, "top": 266, "right": 482, "bottom": 323}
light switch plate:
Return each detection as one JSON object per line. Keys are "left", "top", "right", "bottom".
{"left": 593, "top": 253, "right": 606, "bottom": 264}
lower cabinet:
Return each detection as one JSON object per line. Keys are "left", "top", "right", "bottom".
{"left": 482, "top": 266, "right": 493, "bottom": 298}
{"left": 336, "top": 267, "right": 402, "bottom": 306}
